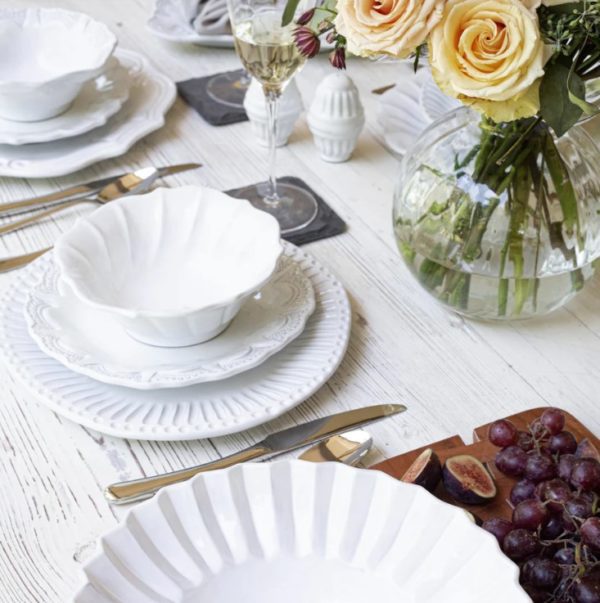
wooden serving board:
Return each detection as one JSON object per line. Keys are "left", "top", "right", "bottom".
{"left": 370, "top": 408, "right": 599, "bottom": 522}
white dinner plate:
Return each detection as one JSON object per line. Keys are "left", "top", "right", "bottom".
{"left": 24, "top": 247, "right": 316, "bottom": 390}
{"left": 0, "top": 244, "right": 350, "bottom": 440}
{"left": 0, "top": 48, "right": 176, "bottom": 178}
{"left": 73, "top": 461, "right": 527, "bottom": 603}
{"left": 0, "top": 57, "right": 130, "bottom": 145}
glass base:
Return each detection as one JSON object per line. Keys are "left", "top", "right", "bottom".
{"left": 205, "top": 72, "right": 250, "bottom": 109}
{"left": 230, "top": 181, "right": 319, "bottom": 235}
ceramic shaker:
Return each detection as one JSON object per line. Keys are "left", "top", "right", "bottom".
{"left": 243, "top": 78, "right": 303, "bottom": 147}
{"left": 307, "top": 72, "right": 365, "bottom": 163}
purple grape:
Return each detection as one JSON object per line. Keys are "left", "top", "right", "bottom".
{"left": 540, "top": 408, "right": 566, "bottom": 435}
{"left": 574, "top": 575, "right": 600, "bottom": 603}
{"left": 512, "top": 499, "right": 550, "bottom": 531}
{"left": 522, "top": 558, "right": 561, "bottom": 590}
{"left": 523, "top": 584, "right": 548, "bottom": 602}
{"left": 510, "top": 479, "right": 537, "bottom": 506}
{"left": 516, "top": 430, "right": 534, "bottom": 452}
{"left": 558, "top": 454, "right": 577, "bottom": 482}
{"left": 541, "top": 515, "right": 565, "bottom": 540}
{"left": 526, "top": 453, "right": 557, "bottom": 483}
{"left": 481, "top": 518, "right": 514, "bottom": 547}
{"left": 538, "top": 478, "right": 572, "bottom": 513}
{"left": 549, "top": 431, "right": 578, "bottom": 455}
{"left": 581, "top": 517, "right": 600, "bottom": 552}
{"left": 489, "top": 419, "right": 518, "bottom": 447}
{"left": 566, "top": 496, "right": 594, "bottom": 521}
{"left": 554, "top": 547, "right": 575, "bottom": 565}
{"left": 503, "top": 529, "right": 540, "bottom": 560}
{"left": 496, "top": 445, "right": 528, "bottom": 477}
{"left": 570, "top": 458, "right": 600, "bottom": 492}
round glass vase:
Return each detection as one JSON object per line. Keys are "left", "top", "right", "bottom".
{"left": 393, "top": 107, "right": 600, "bottom": 320}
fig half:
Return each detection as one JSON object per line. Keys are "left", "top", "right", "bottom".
{"left": 400, "top": 448, "right": 441, "bottom": 493}
{"left": 577, "top": 438, "right": 600, "bottom": 462}
{"left": 443, "top": 454, "right": 497, "bottom": 505}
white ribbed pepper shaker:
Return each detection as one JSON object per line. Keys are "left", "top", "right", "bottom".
{"left": 307, "top": 72, "right": 365, "bottom": 163}
{"left": 243, "top": 78, "right": 303, "bottom": 147}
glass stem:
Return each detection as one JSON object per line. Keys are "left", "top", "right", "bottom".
{"left": 264, "top": 87, "right": 281, "bottom": 203}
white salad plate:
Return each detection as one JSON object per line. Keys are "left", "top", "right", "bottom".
{"left": 55, "top": 187, "right": 283, "bottom": 347}
{"left": 73, "top": 461, "right": 527, "bottom": 603}
{"left": 0, "top": 48, "right": 176, "bottom": 178}
{"left": 25, "top": 250, "right": 315, "bottom": 390}
{"left": 148, "top": 0, "right": 234, "bottom": 48}
{"left": 0, "top": 244, "right": 350, "bottom": 440}
{"left": 0, "top": 57, "right": 129, "bottom": 145}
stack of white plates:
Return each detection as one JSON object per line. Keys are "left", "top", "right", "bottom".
{"left": 0, "top": 8, "right": 176, "bottom": 178}
{"left": 0, "top": 186, "right": 352, "bottom": 441}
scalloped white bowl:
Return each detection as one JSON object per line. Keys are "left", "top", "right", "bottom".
{"left": 55, "top": 186, "right": 282, "bottom": 347}
{"left": 74, "top": 461, "right": 527, "bottom": 602}
{"left": 0, "top": 8, "right": 117, "bottom": 122}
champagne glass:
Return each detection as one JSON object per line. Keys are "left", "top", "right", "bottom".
{"left": 226, "top": 0, "right": 319, "bottom": 234}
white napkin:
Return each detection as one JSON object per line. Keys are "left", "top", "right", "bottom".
{"left": 192, "top": 0, "right": 230, "bottom": 35}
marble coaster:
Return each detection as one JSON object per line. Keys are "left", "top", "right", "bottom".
{"left": 226, "top": 176, "right": 346, "bottom": 245}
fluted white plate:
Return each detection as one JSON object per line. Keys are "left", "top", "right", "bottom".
{"left": 420, "top": 75, "right": 461, "bottom": 124}
{"left": 0, "top": 244, "right": 350, "bottom": 440}
{"left": 24, "top": 247, "right": 315, "bottom": 389}
{"left": 0, "top": 57, "right": 130, "bottom": 145}
{"left": 0, "top": 48, "right": 175, "bottom": 178}
{"left": 73, "top": 461, "right": 527, "bottom": 603}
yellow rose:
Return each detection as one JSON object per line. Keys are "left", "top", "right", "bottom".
{"left": 429, "top": 0, "right": 545, "bottom": 122}
{"left": 335, "top": 0, "right": 445, "bottom": 59}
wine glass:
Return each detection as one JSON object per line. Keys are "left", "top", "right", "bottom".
{"left": 226, "top": 0, "right": 319, "bottom": 234}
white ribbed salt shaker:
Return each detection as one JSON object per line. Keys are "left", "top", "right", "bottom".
{"left": 243, "top": 78, "right": 303, "bottom": 147}
{"left": 307, "top": 72, "right": 365, "bottom": 163}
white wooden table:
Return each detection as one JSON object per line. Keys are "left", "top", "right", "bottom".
{"left": 1, "top": 1, "right": 599, "bottom": 601}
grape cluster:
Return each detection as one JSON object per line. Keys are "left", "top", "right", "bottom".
{"left": 484, "top": 409, "right": 600, "bottom": 603}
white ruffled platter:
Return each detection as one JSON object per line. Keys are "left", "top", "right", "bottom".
{"left": 0, "top": 243, "right": 351, "bottom": 440}
{"left": 0, "top": 57, "right": 129, "bottom": 145}
{"left": 0, "top": 48, "right": 176, "bottom": 178}
{"left": 24, "top": 248, "right": 316, "bottom": 390}
{"left": 73, "top": 461, "right": 527, "bottom": 603}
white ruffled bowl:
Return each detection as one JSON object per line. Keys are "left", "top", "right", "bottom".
{"left": 0, "top": 8, "right": 117, "bottom": 122}
{"left": 54, "top": 186, "right": 282, "bottom": 348}
{"left": 74, "top": 461, "right": 528, "bottom": 603}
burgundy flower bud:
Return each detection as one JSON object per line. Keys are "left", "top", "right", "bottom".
{"left": 325, "top": 30, "right": 337, "bottom": 44}
{"left": 293, "top": 26, "right": 320, "bottom": 58}
{"left": 296, "top": 8, "right": 315, "bottom": 26}
{"left": 329, "top": 47, "right": 346, "bottom": 70}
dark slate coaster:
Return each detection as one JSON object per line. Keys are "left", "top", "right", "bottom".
{"left": 226, "top": 177, "right": 346, "bottom": 246}
{"left": 177, "top": 69, "right": 248, "bottom": 126}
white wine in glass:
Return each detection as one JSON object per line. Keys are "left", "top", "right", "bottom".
{"left": 227, "top": 0, "right": 318, "bottom": 234}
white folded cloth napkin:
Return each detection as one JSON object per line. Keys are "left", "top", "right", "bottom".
{"left": 192, "top": 0, "right": 230, "bottom": 35}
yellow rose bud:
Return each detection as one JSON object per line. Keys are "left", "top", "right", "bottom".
{"left": 429, "top": 0, "right": 546, "bottom": 122}
{"left": 335, "top": 0, "right": 445, "bottom": 59}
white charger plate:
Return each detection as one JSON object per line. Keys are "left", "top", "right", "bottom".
{"left": 0, "top": 48, "right": 176, "bottom": 178}
{"left": 73, "top": 461, "right": 527, "bottom": 603}
{"left": 0, "top": 57, "right": 130, "bottom": 145}
{"left": 24, "top": 247, "right": 316, "bottom": 390}
{"left": 0, "top": 244, "right": 350, "bottom": 440}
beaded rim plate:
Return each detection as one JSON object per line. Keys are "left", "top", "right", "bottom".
{"left": 0, "top": 243, "right": 351, "bottom": 440}
{"left": 24, "top": 247, "right": 316, "bottom": 390}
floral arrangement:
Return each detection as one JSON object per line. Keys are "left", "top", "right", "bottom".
{"left": 284, "top": 0, "right": 600, "bottom": 320}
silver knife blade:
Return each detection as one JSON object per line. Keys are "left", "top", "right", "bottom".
{"left": 104, "top": 404, "right": 406, "bottom": 505}
{"left": 0, "top": 162, "right": 201, "bottom": 216}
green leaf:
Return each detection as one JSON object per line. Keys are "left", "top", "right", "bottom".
{"left": 540, "top": 61, "right": 583, "bottom": 137}
{"left": 567, "top": 66, "right": 600, "bottom": 115}
{"left": 281, "top": 0, "right": 302, "bottom": 26}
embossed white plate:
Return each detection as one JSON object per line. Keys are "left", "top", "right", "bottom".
{"left": 0, "top": 244, "right": 350, "bottom": 440}
{"left": 0, "top": 48, "right": 175, "bottom": 178}
{"left": 24, "top": 248, "right": 315, "bottom": 389}
{"left": 0, "top": 57, "right": 130, "bottom": 145}
{"left": 73, "top": 461, "right": 527, "bottom": 603}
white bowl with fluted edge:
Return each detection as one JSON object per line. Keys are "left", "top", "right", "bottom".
{"left": 54, "top": 186, "right": 282, "bottom": 348}
{"left": 0, "top": 8, "right": 117, "bottom": 122}
{"left": 73, "top": 461, "right": 528, "bottom": 603}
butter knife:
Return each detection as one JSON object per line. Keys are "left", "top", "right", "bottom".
{"left": 104, "top": 404, "right": 405, "bottom": 505}
{"left": 0, "top": 162, "right": 201, "bottom": 216}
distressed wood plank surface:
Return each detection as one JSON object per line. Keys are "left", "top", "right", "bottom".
{"left": 0, "top": 0, "right": 599, "bottom": 601}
